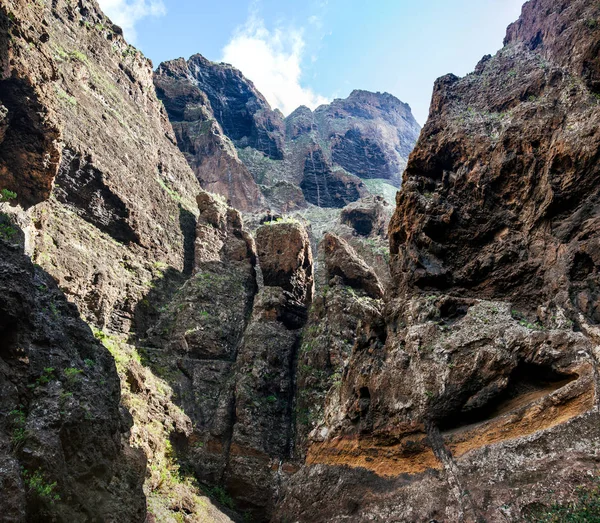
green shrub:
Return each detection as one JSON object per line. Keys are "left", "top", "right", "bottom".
{"left": 205, "top": 485, "right": 235, "bottom": 510}
{"left": 63, "top": 367, "right": 83, "bottom": 387}
{"left": 0, "top": 189, "right": 17, "bottom": 202}
{"left": 22, "top": 469, "right": 60, "bottom": 504}
{"left": 55, "top": 87, "right": 77, "bottom": 106}
{"left": 526, "top": 478, "right": 600, "bottom": 522}
{"left": 0, "top": 220, "right": 16, "bottom": 241}
{"left": 264, "top": 216, "right": 301, "bottom": 226}
{"left": 9, "top": 408, "right": 28, "bottom": 449}
{"left": 28, "top": 367, "right": 55, "bottom": 389}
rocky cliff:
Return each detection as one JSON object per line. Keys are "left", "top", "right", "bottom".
{"left": 3, "top": 0, "right": 600, "bottom": 521}
{"left": 155, "top": 56, "right": 421, "bottom": 212}
{"left": 153, "top": 58, "right": 267, "bottom": 211}
{"left": 0, "top": 0, "right": 233, "bottom": 520}
{"left": 275, "top": 0, "right": 600, "bottom": 521}
{"left": 0, "top": 228, "right": 145, "bottom": 522}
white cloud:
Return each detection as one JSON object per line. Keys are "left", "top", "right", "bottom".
{"left": 221, "top": 16, "right": 330, "bottom": 116}
{"left": 97, "top": 0, "right": 166, "bottom": 43}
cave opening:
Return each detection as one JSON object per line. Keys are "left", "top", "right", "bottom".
{"left": 440, "top": 362, "right": 578, "bottom": 432}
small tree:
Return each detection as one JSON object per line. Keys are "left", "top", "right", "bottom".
{"left": 0, "top": 189, "right": 17, "bottom": 202}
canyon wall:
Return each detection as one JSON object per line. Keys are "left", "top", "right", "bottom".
{"left": 155, "top": 57, "right": 421, "bottom": 213}
{"left": 3, "top": 0, "right": 600, "bottom": 521}
{"left": 0, "top": 0, "right": 232, "bottom": 520}
{"left": 275, "top": 0, "right": 600, "bottom": 521}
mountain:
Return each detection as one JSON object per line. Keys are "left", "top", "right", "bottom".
{"left": 154, "top": 56, "right": 421, "bottom": 212}
{"left": 2, "top": 0, "right": 600, "bottom": 521}
{"left": 275, "top": 0, "right": 600, "bottom": 520}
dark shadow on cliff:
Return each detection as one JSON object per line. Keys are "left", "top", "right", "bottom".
{"left": 130, "top": 204, "right": 196, "bottom": 342}
{"left": 0, "top": 9, "right": 61, "bottom": 208}
{"left": 126, "top": 204, "right": 248, "bottom": 521}
{"left": 0, "top": 220, "right": 146, "bottom": 522}
{"left": 179, "top": 205, "right": 196, "bottom": 276}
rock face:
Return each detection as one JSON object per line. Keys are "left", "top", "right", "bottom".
{"left": 340, "top": 195, "right": 389, "bottom": 236}
{"left": 299, "top": 148, "right": 365, "bottom": 208}
{"left": 0, "top": 1, "right": 234, "bottom": 520}
{"left": 315, "top": 90, "right": 420, "bottom": 185}
{"left": 154, "top": 56, "right": 421, "bottom": 211}
{"left": 156, "top": 54, "right": 285, "bottom": 162}
{"left": 275, "top": 0, "right": 600, "bottom": 521}
{"left": 225, "top": 222, "right": 313, "bottom": 518}
{"left": 154, "top": 59, "right": 266, "bottom": 211}
{"left": 390, "top": 0, "right": 600, "bottom": 322}
{"left": 7, "top": 0, "right": 600, "bottom": 521}
{"left": 0, "top": 231, "right": 145, "bottom": 522}
{"left": 0, "top": 0, "right": 209, "bottom": 334}
{"left": 256, "top": 221, "right": 313, "bottom": 308}
{"left": 322, "top": 233, "right": 384, "bottom": 299}
{"left": 145, "top": 213, "right": 313, "bottom": 521}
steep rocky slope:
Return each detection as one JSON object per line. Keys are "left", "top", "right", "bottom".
{"left": 155, "top": 56, "right": 421, "bottom": 212}
{"left": 0, "top": 0, "right": 395, "bottom": 519}
{"left": 274, "top": 0, "right": 600, "bottom": 521}
{"left": 0, "top": 0, "right": 206, "bottom": 333}
{"left": 0, "top": 0, "right": 234, "bottom": 520}
{"left": 0, "top": 228, "right": 145, "bottom": 522}
{"left": 153, "top": 58, "right": 267, "bottom": 211}
{"left": 5, "top": 0, "right": 600, "bottom": 521}
{"left": 144, "top": 202, "right": 313, "bottom": 521}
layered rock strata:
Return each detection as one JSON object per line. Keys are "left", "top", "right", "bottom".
{"left": 155, "top": 57, "right": 421, "bottom": 212}
{"left": 275, "top": 0, "right": 600, "bottom": 520}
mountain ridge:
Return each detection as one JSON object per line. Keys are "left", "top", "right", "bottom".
{"left": 154, "top": 53, "right": 421, "bottom": 212}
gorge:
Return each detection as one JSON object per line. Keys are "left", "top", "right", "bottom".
{"left": 1, "top": 0, "right": 600, "bottom": 522}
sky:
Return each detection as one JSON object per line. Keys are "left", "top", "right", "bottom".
{"left": 97, "top": 0, "right": 526, "bottom": 125}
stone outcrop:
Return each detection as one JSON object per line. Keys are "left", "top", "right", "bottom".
{"left": 144, "top": 210, "right": 314, "bottom": 521}
{"left": 256, "top": 221, "right": 313, "bottom": 307}
{"left": 0, "top": 230, "right": 145, "bottom": 522}
{"left": 340, "top": 195, "right": 390, "bottom": 236}
{"left": 389, "top": 0, "right": 600, "bottom": 323}
{"left": 299, "top": 148, "right": 366, "bottom": 208}
{"left": 294, "top": 235, "right": 385, "bottom": 455}
{"left": 7, "top": 0, "right": 600, "bottom": 520}
{"left": 154, "top": 58, "right": 266, "bottom": 211}
{"left": 0, "top": 0, "right": 234, "bottom": 520}
{"left": 315, "top": 90, "right": 421, "bottom": 186}
{"left": 0, "top": 0, "right": 213, "bottom": 334}
{"left": 275, "top": 0, "right": 600, "bottom": 521}
{"left": 223, "top": 221, "right": 313, "bottom": 519}
{"left": 322, "top": 233, "right": 384, "bottom": 299}
{"left": 157, "top": 54, "right": 285, "bottom": 161}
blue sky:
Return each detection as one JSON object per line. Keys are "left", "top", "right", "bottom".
{"left": 98, "top": 0, "right": 525, "bottom": 125}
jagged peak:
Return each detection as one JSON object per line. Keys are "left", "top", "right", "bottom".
{"left": 286, "top": 105, "right": 313, "bottom": 120}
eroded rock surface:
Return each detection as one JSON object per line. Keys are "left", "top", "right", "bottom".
{"left": 322, "top": 233, "right": 384, "bottom": 299}
{"left": 317, "top": 90, "right": 421, "bottom": 186}
{"left": 155, "top": 56, "right": 421, "bottom": 212}
{"left": 0, "top": 1, "right": 235, "bottom": 520}
{"left": 0, "top": 0, "right": 211, "bottom": 334}
{"left": 340, "top": 195, "right": 390, "bottom": 237}
{"left": 143, "top": 208, "right": 315, "bottom": 520}
{"left": 275, "top": 1, "right": 600, "bottom": 521}
{"left": 157, "top": 54, "right": 285, "bottom": 162}
{"left": 154, "top": 59, "right": 266, "bottom": 211}
{"left": 6, "top": 0, "right": 600, "bottom": 520}
{"left": 389, "top": 0, "right": 600, "bottom": 324}
{"left": 0, "top": 233, "right": 145, "bottom": 522}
